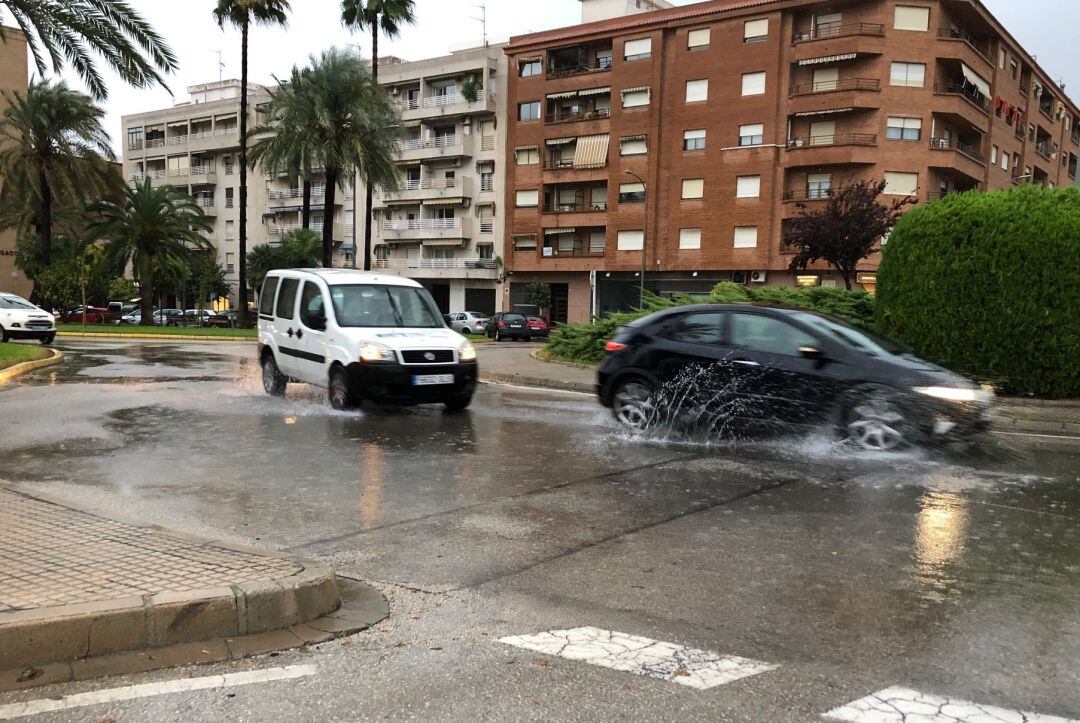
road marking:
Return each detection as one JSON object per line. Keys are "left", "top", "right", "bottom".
{"left": 499, "top": 626, "right": 777, "bottom": 690}
{"left": 0, "top": 665, "right": 317, "bottom": 720}
{"left": 824, "top": 686, "right": 1078, "bottom": 722}
{"left": 992, "top": 431, "right": 1080, "bottom": 441}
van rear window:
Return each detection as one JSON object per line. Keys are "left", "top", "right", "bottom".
{"left": 259, "top": 276, "right": 279, "bottom": 316}
{"left": 276, "top": 278, "right": 299, "bottom": 319}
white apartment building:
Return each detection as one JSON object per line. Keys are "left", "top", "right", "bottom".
{"left": 366, "top": 45, "right": 508, "bottom": 315}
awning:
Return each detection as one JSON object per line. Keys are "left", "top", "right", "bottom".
{"left": 547, "top": 91, "right": 578, "bottom": 99}
{"left": 798, "top": 53, "right": 857, "bottom": 66}
{"left": 402, "top": 120, "right": 421, "bottom": 128}
{"left": 794, "top": 107, "right": 854, "bottom": 117}
{"left": 544, "top": 227, "right": 575, "bottom": 235}
{"left": 960, "top": 62, "right": 990, "bottom": 97}
{"left": 621, "top": 86, "right": 649, "bottom": 94}
{"left": 422, "top": 197, "right": 465, "bottom": 206}
{"left": 577, "top": 86, "right": 611, "bottom": 97}
{"left": 620, "top": 134, "right": 646, "bottom": 141}
{"left": 514, "top": 145, "right": 538, "bottom": 151}
{"left": 519, "top": 56, "right": 542, "bottom": 63}
{"left": 421, "top": 238, "right": 466, "bottom": 246}
{"left": 573, "top": 133, "right": 610, "bottom": 169}
{"left": 546, "top": 137, "right": 576, "bottom": 146}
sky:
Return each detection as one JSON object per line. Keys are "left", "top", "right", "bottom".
{"left": 2, "top": 0, "right": 1077, "bottom": 154}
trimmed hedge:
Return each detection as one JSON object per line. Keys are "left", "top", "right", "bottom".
{"left": 876, "top": 186, "right": 1080, "bottom": 398}
{"left": 545, "top": 283, "right": 876, "bottom": 365}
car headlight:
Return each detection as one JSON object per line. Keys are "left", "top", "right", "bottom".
{"left": 359, "top": 341, "right": 396, "bottom": 362}
{"left": 913, "top": 386, "right": 981, "bottom": 403}
{"left": 459, "top": 343, "right": 477, "bottom": 362}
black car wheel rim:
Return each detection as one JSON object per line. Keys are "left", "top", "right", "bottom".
{"left": 847, "top": 396, "right": 906, "bottom": 451}
{"left": 614, "top": 381, "right": 655, "bottom": 431}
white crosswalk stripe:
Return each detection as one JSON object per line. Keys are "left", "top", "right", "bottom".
{"left": 499, "top": 626, "right": 777, "bottom": 690}
{"left": 824, "top": 686, "right": 1079, "bottom": 722}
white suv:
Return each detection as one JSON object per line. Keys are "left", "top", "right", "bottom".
{"left": 257, "top": 269, "right": 478, "bottom": 411}
{"left": 0, "top": 292, "right": 56, "bottom": 344}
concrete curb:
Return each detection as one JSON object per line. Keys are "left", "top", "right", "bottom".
{"left": 479, "top": 369, "right": 593, "bottom": 394}
{"left": 57, "top": 332, "right": 257, "bottom": 342}
{"left": 0, "top": 348, "right": 62, "bottom": 384}
{"left": 529, "top": 348, "right": 597, "bottom": 371}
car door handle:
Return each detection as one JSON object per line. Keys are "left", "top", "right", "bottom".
{"left": 286, "top": 328, "right": 294, "bottom": 338}
{"left": 733, "top": 359, "right": 760, "bottom": 366}
{"left": 296, "top": 329, "right": 303, "bottom": 340}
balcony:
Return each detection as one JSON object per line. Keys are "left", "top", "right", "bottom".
{"left": 545, "top": 107, "right": 611, "bottom": 125}
{"left": 542, "top": 200, "right": 608, "bottom": 213}
{"left": 379, "top": 217, "right": 473, "bottom": 241}
{"left": 395, "top": 135, "right": 470, "bottom": 163}
{"left": 194, "top": 197, "right": 216, "bottom": 216}
{"left": 788, "top": 78, "right": 882, "bottom": 115}
{"left": 395, "top": 91, "right": 496, "bottom": 122}
{"left": 785, "top": 133, "right": 878, "bottom": 166}
{"left": 793, "top": 22, "right": 885, "bottom": 43}
{"left": 1034, "top": 142, "right": 1054, "bottom": 161}
{"left": 929, "top": 137, "right": 987, "bottom": 181}
{"left": 374, "top": 256, "right": 498, "bottom": 279}
{"left": 933, "top": 83, "right": 991, "bottom": 132}
{"left": 167, "top": 135, "right": 188, "bottom": 146}
{"left": 790, "top": 77, "right": 880, "bottom": 96}
{"left": 377, "top": 176, "right": 473, "bottom": 206}
{"left": 782, "top": 188, "right": 837, "bottom": 202}
{"left": 547, "top": 57, "right": 612, "bottom": 80}
{"left": 270, "top": 222, "right": 324, "bottom": 236}
{"left": 188, "top": 165, "right": 217, "bottom": 184}
{"left": 268, "top": 186, "right": 327, "bottom": 206}
{"left": 937, "top": 26, "right": 992, "bottom": 69}
{"left": 790, "top": 22, "right": 885, "bottom": 62}
{"left": 145, "top": 138, "right": 165, "bottom": 150}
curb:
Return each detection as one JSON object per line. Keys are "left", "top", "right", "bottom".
{"left": 0, "top": 348, "right": 62, "bottom": 384}
{"left": 529, "top": 348, "right": 597, "bottom": 371}
{"left": 479, "top": 369, "right": 593, "bottom": 394}
{"left": 57, "top": 332, "right": 257, "bottom": 342}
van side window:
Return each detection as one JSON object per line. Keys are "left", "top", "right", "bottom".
{"left": 275, "top": 278, "right": 299, "bottom": 319}
{"left": 299, "top": 281, "right": 327, "bottom": 328}
{"left": 259, "top": 276, "right": 279, "bottom": 316}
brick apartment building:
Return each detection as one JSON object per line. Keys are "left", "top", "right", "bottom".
{"left": 503, "top": 0, "right": 1080, "bottom": 323}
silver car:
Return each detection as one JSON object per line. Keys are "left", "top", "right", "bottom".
{"left": 447, "top": 311, "right": 490, "bottom": 335}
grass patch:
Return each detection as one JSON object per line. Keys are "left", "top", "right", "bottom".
{"left": 0, "top": 344, "right": 50, "bottom": 370}
{"left": 56, "top": 324, "right": 257, "bottom": 339}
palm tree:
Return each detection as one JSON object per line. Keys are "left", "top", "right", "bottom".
{"left": 0, "top": 0, "right": 176, "bottom": 100}
{"left": 0, "top": 80, "right": 117, "bottom": 267}
{"left": 213, "top": 0, "right": 291, "bottom": 326}
{"left": 295, "top": 48, "right": 400, "bottom": 268}
{"left": 341, "top": 0, "right": 415, "bottom": 270}
{"left": 247, "top": 227, "right": 320, "bottom": 294}
{"left": 87, "top": 178, "right": 212, "bottom": 325}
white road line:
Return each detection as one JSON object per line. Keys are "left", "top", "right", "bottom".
{"left": 824, "top": 686, "right": 1078, "bottom": 722}
{"left": 500, "top": 626, "right": 777, "bottom": 690}
{"left": 992, "top": 430, "right": 1080, "bottom": 441}
{"left": 0, "top": 664, "right": 317, "bottom": 720}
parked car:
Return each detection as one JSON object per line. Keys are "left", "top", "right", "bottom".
{"left": 64, "top": 306, "right": 109, "bottom": 324}
{"left": 447, "top": 311, "right": 490, "bottom": 335}
{"left": 484, "top": 312, "right": 533, "bottom": 342}
{"left": 596, "top": 303, "right": 993, "bottom": 451}
{"left": 526, "top": 316, "right": 550, "bottom": 338}
{"left": 0, "top": 292, "right": 56, "bottom": 344}
{"left": 258, "top": 269, "right": 477, "bottom": 411}
{"left": 220, "top": 308, "right": 257, "bottom": 329}
{"left": 184, "top": 309, "right": 231, "bottom": 328}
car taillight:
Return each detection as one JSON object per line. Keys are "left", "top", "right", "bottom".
{"left": 498, "top": 321, "right": 506, "bottom": 328}
{"left": 605, "top": 341, "right": 628, "bottom": 352}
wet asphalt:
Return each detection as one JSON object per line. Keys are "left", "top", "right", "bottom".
{"left": 0, "top": 339, "right": 1079, "bottom": 722}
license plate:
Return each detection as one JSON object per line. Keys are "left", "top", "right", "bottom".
{"left": 413, "top": 374, "right": 454, "bottom": 386}
{"left": 510, "top": 324, "right": 523, "bottom": 328}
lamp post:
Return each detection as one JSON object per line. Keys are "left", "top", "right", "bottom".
{"left": 623, "top": 169, "right": 647, "bottom": 307}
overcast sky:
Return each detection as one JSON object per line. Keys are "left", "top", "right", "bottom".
{"left": 3, "top": 0, "right": 1077, "bottom": 154}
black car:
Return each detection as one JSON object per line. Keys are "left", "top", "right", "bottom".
{"left": 597, "top": 304, "right": 993, "bottom": 450}
{"left": 485, "top": 312, "right": 533, "bottom": 342}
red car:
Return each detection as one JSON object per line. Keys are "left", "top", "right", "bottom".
{"left": 64, "top": 306, "right": 110, "bottom": 324}
{"left": 527, "top": 316, "right": 550, "bottom": 338}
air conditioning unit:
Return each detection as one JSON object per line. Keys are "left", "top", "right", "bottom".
{"left": 750, "top": 270, "right": 767, "bottom": 284}
{"left": 731, "top": 271, "right": 748, "bottom": 285}
{"left": 388, "top": 87, "right": 400, "bottom": 95}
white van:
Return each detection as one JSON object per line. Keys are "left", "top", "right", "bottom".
{"left": 0, "top": 292, "right": 56, "bottom": 344}
{"left": 257, "top": 269, "right": 477, "bottom": 411}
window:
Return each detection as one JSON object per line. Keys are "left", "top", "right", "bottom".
{"left": 299, "top": 282, "right": 327, "bottom": 329}
{"left": 894, "top": 6, "right": 930, "bottom": 31}
{"left": 259, "top": 276, "right": 279, "bottom": 316}
{"left": 741, "top": 71, "right": 766, "bottom": 96}
{"left": 225, "top": 220, "right": 235, "bottom": 239}
{"left": 515, "top": 147, "right": 539, "bottom": 165}
{"left": 681, "top": 178, "right": 704, "bottom": 200}
{"left": 127, "top": 128, "right": 143, "bottom": 149}
{"left": 225, "top": 252, "right": 235, "bottom": 273}
{"left": 1009, "top": 59, "right": 1018, "bottom": 80}
{"left": 665, "top": 312, "right": 723, "bottom": 344}
{"left": 730, "top": 313, "right": 816, "bottom": 357}
{"left": 518, "top": 101, "right": 541, "bottom": 121}
{"left": 683, "top": 129, "right": 706, "bottom": 151}
{"left": 622, "top": 87, "right": 650, "bottom": 108}
{"left": 884, "top": 171, "right": 918, "bottom": 196}
{"left": 998, "top": 47, "right": 1007, "bottom": 70}
{"left": 736, "top": 175, "right": 761, "bottom": 198}
{"left": 679, "top": 228, "right": 701, "bottom": 250}
{"left": 685, "top": 79, "right": 709, "bottom": 103}
{"left": 515, "top": 189, "right": 539, "bottom": 207}
{"left": 275, "top": 278, "right": 299, "bottom": 319}
{"left": 1002, "top": 152, "right": 1010, "bottom": 171}
{"left": 687, "top": 28, "right": 710, "bottom": 50}
{"left": 225, "top": 187, "right": 234, "bottom": 208}
{"left": 991, "top": 145, "right": 999, "bottom": 164}
{"left": 621, "top": 136, "right": 647, "bottom": 155}
{"left": 809, "top": 120, "right": 836, "bottom": 145}
{"left": 519, "top": 59, "right": 541, "bottom": 77}
{"left": 739, "top": 123, "right": 764, "bottom": 146}
{"left": 807, "top": 173, "right": 832, "bottom": 198}
{"left": 890, "top": 62, "right": 925, "bottom": 87}
{"left": 329, "top": 284, "right": 442, "bottom": 329}
{"left": 617, "top": 230, "right": 644, "bottom": 250}
{"left": 589, "top": 232, "right": 606, "bottom": 254}
{"left": 374, "top": 245, "right": 389, "bottom": 261}
{"left": 619, "top": 182, "right": 646, "bottom": 203}
{"left": 744, "top": 18, "right": 769, "bottom": 42}
{"left": 733, "top": 226, "right": 758, "bottom": 248}
{"left": 886, "top": 116, "right": 922, "bottom": 141}
{"left": 624, "top": 38, "right": 652, "bottom": 61}
{"left": 812, "top": 67, "right": 839, "bottom": 92}
{"left": 513, "top": 234, "right": 537, "bottom": 251}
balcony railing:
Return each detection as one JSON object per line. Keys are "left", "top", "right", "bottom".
{"left": 167, "top": 135, "right": 188, "bottom": 145}
{"left": 545, "top": 107, "right": 611, "bottom": 124}
{"left": 215, "top": 127, "right": 239, "bottom": 137}
{"left": 480, "top": 218, "right": 494, "bottom": 233}
{"left": 374, "top": 258, "right": 496, "bottom": 270}
{"left": 268, "top": 186, "right": 326, "bottom": 201}
{"left": 937, "top": 26, "right": 991, "bottom": 63}
{"left": 541, "top": 244, "right": 605, "bottom": 258}
{"left": 542, "top": 201, "right": 608, "bottom": 213}
{"left": 270, "top": 222, "right": 325, "bottom": 236}
{"left": 190, "top": 130, "right": 214, "bottom": 140}
{"left": 395, "top": 178, "right": 462, "bottom": 191}
{"left": 145, "top": 138, "right": 165, "bottom": 149}
{"left": 929, "top": 137, "right": 985, "bottom": 162}
{"left": 790, "top": 77, "right": 880, "bottom": 96}
{"left": 786, "top": 132, "right": 877, "bottom": 148}
{"left": 783, "top": 188, "right": 835, "bottom": 202}
{"left": 412, "top": 91, "right": 494, "bottom": 109}
{"left": 128, "top": 140, "right": 144, "bottom": 151}
{"left": 396, "top": 135, "right": 461, "bottom": 152}
{"left": 933, "top": 83, "right": 990, "bottom": 113}
{"left": 381, "top": 218, "right": 460, "bottom": 231}
{"left": 480, "top": 177, "right": 494, "bottom": 192}
{"left": 195, "top": 198, "right": 215, "bottom": 208}
{"left": 543, "top": 158, "right": 577, "bottom": 170}
{"left": 793, "top": 22, "right": 885, "bottom": 43}
{"left": 547, "top": 57, "right": 612, "bottom": 79}
{"left": 1034, "top": 143, "right": 1053, "bottom": 160}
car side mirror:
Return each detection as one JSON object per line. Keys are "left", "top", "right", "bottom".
{"left": 799, "top": 346, "right": 825, "bottom": 361}
{"left": 308, "top": 309, "right": 326, "bottom": 331}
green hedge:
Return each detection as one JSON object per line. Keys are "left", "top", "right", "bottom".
{"left": 545, "top": 283, "right": 876, "bottom": 365}
{"left": 876, "top": 186, "right": 1080, "bottom": 398}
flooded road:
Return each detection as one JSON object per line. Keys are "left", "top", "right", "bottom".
{"left": 1, "top": 339, "right": 1079, "bottom": 721}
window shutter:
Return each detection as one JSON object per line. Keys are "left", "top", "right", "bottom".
{"left": 733, "top": 227, "right": 758, "bottom": 248}
{"left": 617, "top": 230, "right": 644, "bottom": 250}
{"left": 884, "top": 172, "right": 918, "bottom": 196}
{"left": 622, "top": 88, "right": 651, "bottom": 108}
{"left": 620, "top": 138, "right": 647, "bottom": 155}
{"left": 624, "top": 38, "right": 652, "bottom": 59}
{"left": 743, "top": 18, "right": 769, "bottom": 41}
{"left": 740, "top": 123, "right": 764, "bottom": 137}
{"left": 894, "top": 6, "right": 930, "bottom": 31}
{"left": 679, "top": 228, "right": 702, "bottom": 249}
{"left": 736, "top": 176, "right": 761, "bottom": 198}
{"left": 619, "top": 182, "right": 645, "bottom": 194}
{"left": 812, "top": 67, "right": 840, "bottom": 91}
{"left": 742, "top": 72, "right": 767, "bottom": 96}
{"left": 682, "top": 179, "right": 704, "bottom": 199}
{"left": 515, "top": 189, "right": 538, "bottom": 207}
{"left": 685, "top": 79, "right": 709, "bottom": 103}
{"left": 687, "top": 28, "right": 710, "bottom": 49}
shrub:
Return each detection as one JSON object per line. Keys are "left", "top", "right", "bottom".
{"left": 876, "top": 185, "right": 1080, "bottom": 398}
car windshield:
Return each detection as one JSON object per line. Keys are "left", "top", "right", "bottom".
{"left": 0, "top": 296, "right": 36, "bottom": 310}
{"left": 503, "top": 313, "right": 526, "bottom": 322}
{"left": 329, "top": 284, "right": 443, "bottom": 328}
{"left": 795, "top": 312, "right": 909, "bottom": 356}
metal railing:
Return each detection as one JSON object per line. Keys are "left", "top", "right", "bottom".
{"left": 783, "top": 188, "right": 835, "bottom": 201}
{"left": 547, "top": 57, "right": 613, "bottom": 79}
{"left": 480, "top": 177, "right": 494, "bottom": 192}
{"left": 793, "top": 22, "right": 884, "bottom": 43}
{"left": 396, "top": 135, "right": 461, "bottom": 152}
{"left": 929, "top": 137, "right": 986, "bottom": 162}
{"left": 195, "top": 197, "right": 215, "bottom": 208}
{"left": 167, "top": 135, "right": 188, "bottom": 145}
{"left": 268, "top": 186, "right": 326, "bottom": 201}
{"left": 215, "top": 127, "right": 238, "bottom": 136}
{"left": 790, "top": 77, "right": 880, "bottom": 96}
{"left": 145, "top": 138, "right": 165, "bottom": 149}
{"left": 545, "top": 107, "right": 611, "bottom": 124}
{"left": 128, "top": 140, "right": 144, "bottom": 151}
{"left": 190, "top": 130, "right": 214, "bottom": 140}
{"left": 416, "top": 91, "right": 494, "bottom": 109}
{"left": 1034, "top": 143, "right": 1053, "bottom": 160}
{"left": 543, "top": 158, "right": 577, "bottom": 170}
{"left": 381, "top": 218, "right": 460, "bottom": 231}
{"left": 542, "top": 201, "right": 607, "bottom": 212}
{"left": 540, "top": 244, "right": 605, "bottom": 258}
{"left": 270, "top": 222, "right": 325, "bottom": 236}
{"left": 937, "top": 26, "right": 991, "bottom": 62}
{"left": 786, "top": 132, "right": 877, "bottom": 148}
{"left": 934, "top": 83, "right": 990, "bottom": 113}
{"left": 374, "top": 258, "right": 496, "bottom": 270}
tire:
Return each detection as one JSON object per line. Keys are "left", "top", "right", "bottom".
{"left": 842, "top": 388, "right": 912, "bottom": 452}
{"left": 0, "top": 326, "right": 7, "bottom": 343}
{"left": 495, "top": 330, "right": 502, "bottom": 342}
{"left": 444, "top": 395, "right": 473, "bottom": 413}
{"left": 328, "top": 366, "right": 358, "bottom": 411}
{"left": 261, "top": 353, "right": 287, "bottom": 397}
{"left": 41, "top": 335, "right": 55, "bottom": 345}
{"left": 611, "top": 378, "right": 657, "bottom": 431}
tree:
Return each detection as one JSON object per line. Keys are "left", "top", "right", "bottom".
{"left": 341, "top": 0, "right": 416, "bottom": 270}
{"left": 784, "top": 180, "right": 907, "bottom": 290}
{"left": 246, "top": 228, "right": 320, "bottom": 294}
{"left": 213, "top": 0, "right": 292, "bottom": 326}
{"left": 86, "top": 178, "right": 213, "bottom": 325}
{"left": 186, "top": 251, "right": 231, "bottom": 313}
{"left": 0, "top": 80, "right": 117, "bottom": 267}
{"left": 527, "top": 280, "right": 552, "bottom": 317}
{"left": 293, "top": 48, "right": 400, "bottom": 268}
{"left": 0, "top": 0, "right": 176, "bottom": 101}
{"left": 108, "top": 275, "right": 138, "bottom": 302}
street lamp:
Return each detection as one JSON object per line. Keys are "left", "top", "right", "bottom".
{"left": 623, "top": 169, "right": 647, "bottom": 307}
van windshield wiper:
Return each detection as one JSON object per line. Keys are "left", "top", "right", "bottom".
{"left": 384, "top": 289, "right": 405, "bottom": 326}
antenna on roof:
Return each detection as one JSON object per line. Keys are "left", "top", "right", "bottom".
{"left": 471, "top": 3, "right": 488, "bottom": 47}
{"left": 212, "top": 50, "right": 224, "bottom": 83}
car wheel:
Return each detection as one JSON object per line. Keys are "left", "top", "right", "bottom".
{"left": 41, "top": 335, "right": 55, "bottom": 345}
{"left": 525, "top": 336, "right": 532, "bottom": 343}
{"left": 0, "top": 326, "right": 7, "bottom": 343}
{"left": 261, "top": 354, "right": 287, "bottom": 397}
{"left": 843, "top": 389, "right": 910, "bottom": 452}
{"left": 444, "top": 395, "right": 473, "bottom": 413}
{"left": 495, "top": 330, "right": 502, "bottom": 342}
{"left": 328, "top": 367, "right": 358, "bottom": 411}
{"left": 612, "top": 378, "right": 656, "bottom": 431}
